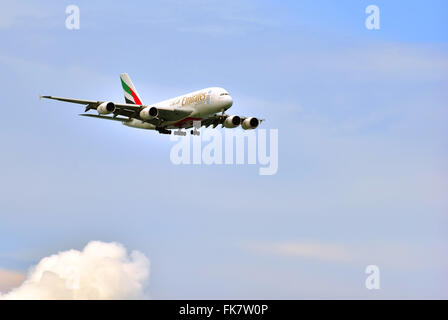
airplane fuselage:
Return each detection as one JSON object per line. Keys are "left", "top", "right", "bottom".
{"left": 124, "top": 87, "right": 233, "bottom": 130}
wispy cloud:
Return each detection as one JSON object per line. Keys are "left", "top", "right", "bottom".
{"left": 245, "top": 241, "right": 351, "bottom": 262}
{"left": 0, "top": 1, "right": 50, "bottom": 29}
{"left": 131, "top": 0, "right": 274, "bottom": 36}
{"left": 243, "top": 240, "right": 447, "bottom": 270}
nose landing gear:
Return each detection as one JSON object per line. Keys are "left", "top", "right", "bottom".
{"left": 191, "top": 120, "right": 201, "bottom": 136}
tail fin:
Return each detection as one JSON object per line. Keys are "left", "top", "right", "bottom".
{"left": 120, "top": 73, "right": 143, "bottom": 105}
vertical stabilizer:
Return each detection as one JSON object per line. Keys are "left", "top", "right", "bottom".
{"left": 120, "top": 73, "right": 143, "bottom": 105}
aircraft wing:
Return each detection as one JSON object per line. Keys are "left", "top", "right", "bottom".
{"left": 40, "top": 96, "right": 100, "bottom": 105}
{"left": 41, "top": 95, "right": 141, "bottom": 111}
{"left": 41, "top": 95, "right": 192, "bottom": 122}
{"left": 79, "top": 114, "right": 132, "bottom": 122}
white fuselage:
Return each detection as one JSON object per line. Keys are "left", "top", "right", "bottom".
{"left": 124, "top": 87, "right": 233, "bottom": 130}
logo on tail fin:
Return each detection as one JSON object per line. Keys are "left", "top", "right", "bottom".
{"left": 120, "top": 73, "right": 143, "bottom": 105}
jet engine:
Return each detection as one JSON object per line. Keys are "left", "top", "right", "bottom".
{"left": 241, "top": 117, "right": 259, "bottom": 130}
{"left": 97, "top": 102, "right": 115, "bottom": 115}
{"left": 140, "top": 106, "right": 158, "bottom": 120}
{"left": 223, "top": 115, "right": 241, "bottom": 128}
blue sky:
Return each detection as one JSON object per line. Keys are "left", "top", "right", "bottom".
{"left": 0, "top": 0, "right": 447, "bottom": 298}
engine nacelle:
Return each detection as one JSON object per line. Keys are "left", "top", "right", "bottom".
{"left": 241, "top": 117, "right": 259, "bottom": 130}
{"left": 223, "top": 115, "right": 241, "bottom": 128}
{"left": 140, "top": 106, "right": 158, "bottom": 120}
{"left": 97, "top": 102, "right": 115, "bottom": 115}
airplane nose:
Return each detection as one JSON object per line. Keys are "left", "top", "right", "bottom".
{"left": 219, "top": 93, "right": 233, "bottom": 109}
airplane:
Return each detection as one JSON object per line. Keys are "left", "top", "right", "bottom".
{"left": 41, "top": 73, "right": 263, "bottom": 136}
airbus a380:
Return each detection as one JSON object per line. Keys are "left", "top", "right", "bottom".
{"left": 41, "top": 73, "right": 263, "bottom": 136}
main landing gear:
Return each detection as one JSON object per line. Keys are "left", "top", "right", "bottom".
{"left": 158, "top": 121, "right": 202, "bottom": 136}
{"left": 173, "top": 128, "right": 199, "bottom": 136}
{"left": 156, "top": 128, "right": 171, "bottom": 135}
{"left": 190, "top": 129, "right": 200, "bottom": 136}
{"left": 174, "top": 128, "right": 187, "bottom": 136}
{"left": 173, "top": 120, "right": 201, "bottom": 136}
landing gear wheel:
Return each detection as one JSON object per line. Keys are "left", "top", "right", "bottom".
{"left": 156, "top": 128, "right": 171, "bottom": 135}
{"left": 174, "top": 128, "right": 186, "bottom": 136}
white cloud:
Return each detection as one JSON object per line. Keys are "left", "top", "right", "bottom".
{"left": 0, "top": 241, "right": 150, "bottom": 300}
{"left": 0, "top": 269, "right": 25, "bottom": 293}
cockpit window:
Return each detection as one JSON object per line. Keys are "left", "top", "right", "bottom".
{"left": 220, "top": 93, "right": 229, "bottom": 96}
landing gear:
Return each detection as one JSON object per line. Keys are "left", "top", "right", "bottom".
{"left": 191, "top": 120, "right": 201, "bottom": 136}
{"left": 174, "top": 128, "right": 186, "bottom": 136}
{"left": 156, "top": 128, "right": 171, "bottom": 135}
